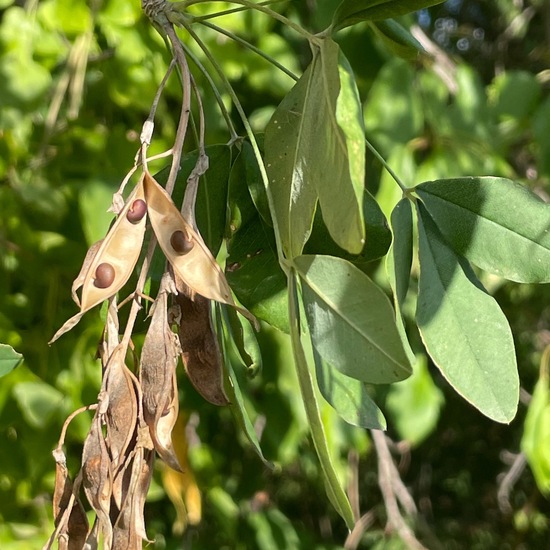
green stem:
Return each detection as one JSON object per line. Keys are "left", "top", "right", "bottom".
{"left": 189, "top": 0, "right": 286, "bottom": 22}
{"left": 173, "top": 0, "right": 312, "bottom": 40}
{"left": 198, "top": 19, "right": 298, "bottom": 81}
{"left": 181, "top": 19, "right": 285, "bottom": 261}
{"left": 365, "top": 137, "right": 407, "bottom": 192}
{"left": 287, "top": 271, "right": 355, "bottom": 530}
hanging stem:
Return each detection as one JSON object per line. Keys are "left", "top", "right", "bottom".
{"left": 365, "top": 138, "right": 408, "bottom": 192}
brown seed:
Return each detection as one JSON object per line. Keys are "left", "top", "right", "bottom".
{"left": 94, "top": 263, "right": 115, "bottom": 288}
{"left": 126, "top": 199, "right": 147, "bottom": 224}
{"left": 170, "top": 230, "right": 194, "bottom": 255}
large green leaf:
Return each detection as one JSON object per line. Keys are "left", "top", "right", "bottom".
{"left": 313, "top": 349, "right": 386, "bottom": 429}
{"left": 416, "top": 177, "right": 550, "bottom": 283}
{"left": 294, "top": 254, "right": 412, "bottom": 384}
{"left": 521, "top": 363, "right": 550, "bottom": 495}
{"left": 416, "top": 203, "right": 519, "bottom": 423}
{"left": 332, "top": 0, "right": 445, "bottom": 31}
{"left": 264, "top": 37, "right": 365, "bottom": 259}
{"left": 0, "top": 344, "right": 23, "bottom": 377}
{"left": 288, "top": 272, "right": 355, "bottom": 529}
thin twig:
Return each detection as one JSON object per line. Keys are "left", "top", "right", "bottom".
{"left": 344, "top": 509, "right": 376, "bottom": 550}
{"left": 497, "top": 452, "right": 527, "bottom": 515}
{"left": 371, "top": 430, "right": 427, "bottom": 550}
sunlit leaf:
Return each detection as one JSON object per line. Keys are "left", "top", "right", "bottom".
{"left": 416, "top": 177, "right": 550, "bottom": 283}
{"left": 416, "top": 202, "right": 519, "bottom": 423}
{"left": 264, "top": 37, "right": 365, "bottom": 258}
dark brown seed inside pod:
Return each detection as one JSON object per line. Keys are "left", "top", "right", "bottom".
{"left": 170, "top": 230, "right": 194, "bottom": 255}
{"left": 94, "top": 263, "right": 115, "bottom": 288}
{"left": 126, "top": 199, "right": 147, "bottom": 224}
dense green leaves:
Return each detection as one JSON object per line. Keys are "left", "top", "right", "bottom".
{"left": 294, "top": 254, "right": 412, "bottom": 384}
{"left": 264, "top": 37, "right": 365, "bottom": 258}
{"left": 416, "top": 203, "right": 519, "bottom": 423}
{"left": 416, "top": 177, "right": 550, "bottom": 283}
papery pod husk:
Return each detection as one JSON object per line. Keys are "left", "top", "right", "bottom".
{"left": 143, "top": 172, "right": 257, "bottom": 326}
{"left": 112, "top": 440, "right": 155, "bottom": 549}
{"left": 140, "top": 287, "right": 182, "bottom": 471}
{"left": 53, "top": 460, "right": 89, "bottom": 550}
{"left": 175, "top": 277, "right": 230, "bottom": 406}
{"left": 50, "top": 178, "right": 148, "bottom": 343}
{"left": 81, "top": 412, "right": 113, "bottom": 547}
{"left": 104, "top": 345, "right": 139, "bottom": 474}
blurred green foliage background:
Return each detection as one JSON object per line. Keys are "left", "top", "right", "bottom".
{"left": 1, "top": 0, "right": 549, "bottom": 548}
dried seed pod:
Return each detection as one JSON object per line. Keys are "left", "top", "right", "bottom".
{"left": 140, "top": 285, "right": 182, "bottom": 471}
{"left": 170, "top": 230, "right": 194, "bottom": 255}
{"left": 103, "top": 345, "right": 139, "bottom": 474}
{"left": 94, "top": 263, "right": 116, "bottom": 289}
{"left": 81, "top": 413, "right": 113, "bottom": 546}
{"left": 175, "top": 277, "right": 229, "bottom": 406}
{"left": 126, "top": 198, "right": 147, "bottom": 224}
{"left": 50, "top": 177, "right": 148, "bottom": 343}
{"left": 143, "top": 172, "right": 257, "bottom": 327}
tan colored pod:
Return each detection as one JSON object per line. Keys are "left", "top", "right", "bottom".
{"left": 50, "top": 178, "right": 148, "bottom": 343}
{"left": 79, "top": 178, "right": 148, "bottom": 312}
{"left": 143, "top": 172, "right": 256, "bottom": 327}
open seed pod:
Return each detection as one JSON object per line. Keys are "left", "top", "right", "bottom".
{"left": 143, "top": 172, "right": 257, "bottom": 327}
{"left": 140, "top": 284, "right": 182, "bottom": 471}
{"left": 50, "top": 178, "right": 148, "bottom": 343}
{"left": 175, "top": 276, "right": 229, "bottom": 406}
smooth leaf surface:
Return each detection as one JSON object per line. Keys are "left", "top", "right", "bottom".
{"left": 295, "top": 254, "right": 412, "bottom": 384}
{"left": 416, "top": 203, "right": 519, "bottom": 423}
{"left": 369, "top": 19, "right": 424, "bottom": 60}
{"left": 416, "top": 177, "right": 550, "bottom": 283}
{"left": 12, "top": 381, "right": 64, "bottom": 428}
{"left": 313, "top": 349, "right": 386, "bottom": 429}
{"left": 0, "top": 344, "right": 23, "bottom": 377}
{"left": 332, "top": 0, "right": 445, "bottom": 30}
{"left": 264, "top": 37, "right": 365, "bottom": 258}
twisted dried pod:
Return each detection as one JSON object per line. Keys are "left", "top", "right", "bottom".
{"left": 50, "top": 178, "right": 148, "bottom": 343}
{"left": 143, "top": 172, "right": 257, "bottom": 327}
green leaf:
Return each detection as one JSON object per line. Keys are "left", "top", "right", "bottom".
{"left": 224, "top": 307, "right": 263, "bottom": 378}
{"left": 226, "top": 150, "right": 288, "bottom": 332}
{"left": 0, "top": 344, "right": 23, "bottom": 377}
{"left": 521, "top": 363, "right": 550, "bottom": 495}
{"left": 416, "top": 177, "right": 550, "bottom": 283}
{"left": 264, "top": 37, "right": 365, "bottom": 258}
{"left": 79, "top": 179, "right": 116, "bottom": 245}
{"left": 386, "top": 198, "right": 416, "bottom": 364}
{"left": 313, "top": 349, "right": 386, "bottom": 429}
{"left": 288, "top": 272, "right": 355, "bottom": 529}
{"left": 294, "top": 254, "right": 412, "bottom": 384}
{"left": 368, "top": 19, "right": 424, "bottom": 60}
{"left": 332, "top": 0, "right": 445, "bottom": 31}
{"left": 415, "top": 202, "right": 519, "bottom": 423}
{"left": 386, "top": 354, "right": 444, "bottom": 446}
{"left": 304, "top": 187, "right": 391, "bottom": 265}
{"left": 12, "top": 381, "right": 64, "bottom": 428}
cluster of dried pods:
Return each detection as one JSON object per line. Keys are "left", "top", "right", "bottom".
{"left": 47, "top": 171, "right": 255, "bottom": 549}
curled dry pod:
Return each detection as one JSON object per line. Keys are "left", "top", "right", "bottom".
{"left": 143, "top": 172, "right": 257, "bottom": 327}
{"left": 140, "top": 286, "right": 182, "bottom": 471}
{"left": 175, "top": 277, "right": 229, "bottom": 406}
{"left": 81, "top": 413, "right": 113, "bottom": 546}
{"left": 50, "top": 178, "right": 148, "bottom": 344}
